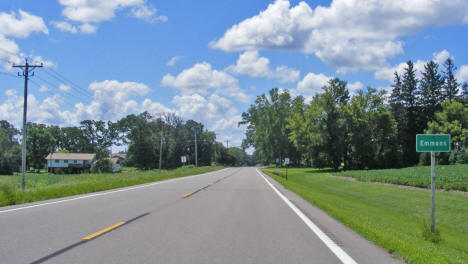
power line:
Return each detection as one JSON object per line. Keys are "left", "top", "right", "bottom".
{"left": 43, "top": 68, "right": 92, "bottom": 97}
{"left": 34, "top": 74, "right": 92, "bottom": 104}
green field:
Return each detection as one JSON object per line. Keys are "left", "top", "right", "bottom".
{"left": 336, "top": 164, "right": 468, "bottom": 191}
{"left": 0, "top": 166, "right": 223, "bottom": 207}
{"left": 263, "top": 167, "right": 468, "bottom": 264}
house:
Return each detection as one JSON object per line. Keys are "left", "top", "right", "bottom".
{"left": 111, "top": 153, "right": 127, "bottom": 165}
{"left": 46, "top": 153, "right": 94, "bottom": 174}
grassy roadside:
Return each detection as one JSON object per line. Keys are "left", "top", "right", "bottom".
{"left": 0, "top": 166, "right": 224, "bottom": 207}
{"left": 336, "top": 164, "right": 468, "bottom": 191}
{"left": 263, "top": 168, "right": 468, "bottom": 264}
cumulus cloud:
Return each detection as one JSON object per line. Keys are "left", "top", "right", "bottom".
{"left": 211, "top": 0, "right": 468, "bottom": 73}
{"left": 58, "top": 84, "right": 71, "bottom": 92}
{"left": 296, "top": 72, "right": 363, "bottom": 96}
{"left": 227, "top": 50, "right": 300, "bottom": 83}
{"left": 297, "top": 72, "right": 330, "bottom": 95}
{"left": 162, "top": 62, "right": 250, "bottom": 103}
{"left": 0, "top": 80, "right": 174, "bottom": 127}
{"left": 0, "top": 10, "right": 48, "bottom": 68}
{"left": 375, "top": 50, "right": 452, "bottom": 82}
{"left": 457, "top": 65, "right": 468, "bottom": 83}
{"left": 56, "top": 0, "right": 167, "bottom": 34}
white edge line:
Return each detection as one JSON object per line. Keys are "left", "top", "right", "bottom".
{"left": 0, "top": 168, "right": 230, "bottom": 214}
{"left": 256, "top": 169, "right": 358, "bottom": 264}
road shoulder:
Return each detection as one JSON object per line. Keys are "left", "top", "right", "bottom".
{"left": 259, "top": 169, "right": 403, "bottom": 264}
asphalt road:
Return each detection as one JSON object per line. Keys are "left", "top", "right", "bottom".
{"left": 0, "top": 167, "right": 401, "bottom": 264}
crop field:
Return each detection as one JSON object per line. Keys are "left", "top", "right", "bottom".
{"left": 336, "top": 164, "right": 468, "bottom": 191}
{"left": 263, "top": 167, "right": 468, "bottom": 264}
{"left": 0, "top": 166, "right": 223, "bottom": 207}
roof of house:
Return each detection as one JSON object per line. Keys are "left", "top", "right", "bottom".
{"left": 111, "top": 154, "right": 127, "bottom": 159}
{"left": 46, "top": 153, "right": 95, "bottom": 161}
{"left": 109, "top": 157, "right": 120, "bottom": 164}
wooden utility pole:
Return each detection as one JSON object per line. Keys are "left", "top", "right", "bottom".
{"left": 159, "top": 125, "right": 163, "bottom": 173}
{"left": 13, "top": 59, "right": 42, "bottom": 190}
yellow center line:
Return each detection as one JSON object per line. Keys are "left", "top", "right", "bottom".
{"left": 183, "top": 192, "right": 193, "bottom": 198}
{"left": 82, "top": 222, "right": 126, "bottom": 240}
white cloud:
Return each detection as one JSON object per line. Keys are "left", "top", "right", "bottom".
{"left": 162, "top": 62, "right": 250, "bottom": 103}
{"left": 0, "top": 10, "right": 48, "bottom": 38}
{"left": 51, "top": 21, "right": 78, "bottom": 34}
{"left": 296, "top": 72, "right": 362, "bottom": 96}
{"left": 297, "top": 72, "right": 330, "bottom": 95}
{"left": 375, "top": 50, "right": 450, "bottom": 81}
{"left": 348, "top": 82, "right": 364, "bottom": 93}
{"left": 39, "top": 85, "right": 49, "bottom": 93}
{"left": 433, "top": 50, "right": 451, "bottom": 65}
{"left": 211, "top": 0, "right": 468, "bottom": 73}
{"left": 227, "top": 50, "right": 300, "bottom": 83}
{"left": 211, "top": 115, "right": 242, "bottom": 132}
{"left": 57, "top": 0, "right": 167, "bottom": 33}
{"left": 79, "top": 23, "right": 97, "bottom": 34}
{"left": 457, "top": 65, "right": 468, "bottom": 83}
{"left": 0, "top": 10, "right": 48, "bottom": 68}
{"left": 167, "top": 56, "right": 183, "bottom": 67}
{"left": 131, "top": 4, "right": 168, "bottom": 23}
{"left": 58, "top": 84, "right": 71, "bottom": 92}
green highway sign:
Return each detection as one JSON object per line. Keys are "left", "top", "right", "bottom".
{"left": 416, "top": 134, "right": 451, "bottom": 152}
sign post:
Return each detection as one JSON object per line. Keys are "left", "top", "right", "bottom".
{"left": 416, "top": 134, "right": 450, "bottom": 233}
{"left": 285, "top": 158, "right": 290, "bottom": 180}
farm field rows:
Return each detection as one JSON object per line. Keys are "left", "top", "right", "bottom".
{"left": 336, "top": 164, "right": 468, "bottom": 191}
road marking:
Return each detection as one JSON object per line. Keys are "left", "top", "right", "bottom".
{"left": 209, "top": 182, "right": 214, "bottom": 186}
{"left": 256, "top": 169, "right": 358, "bottom": 264}
{"left": 0, "top": 168, "right": 230, "bottom": 214}
{"left": 183, "top": 192, "right": 193, "bottom": 198}
{"left": 82, "top": 222, "right": 125, "bottom": 240}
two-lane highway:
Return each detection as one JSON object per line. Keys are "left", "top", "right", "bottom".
{"left": 0, "top": 168, "right": 400, "bottom": 263}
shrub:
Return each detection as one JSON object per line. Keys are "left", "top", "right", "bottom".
{"left": 0, "top": 180, "right": 17, "bottom": 205}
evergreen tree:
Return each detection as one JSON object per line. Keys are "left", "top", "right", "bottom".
{"left": 442, "top": 58, "right": 459, "bottom": 102}
{"left": 419, "top": 61, "right": 444, "bottom": 124}
{"left": 400, "top": 61, "right": 421, "bottom": 166}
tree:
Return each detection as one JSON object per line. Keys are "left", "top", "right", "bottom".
{"left": 119, "top": 113, "right": 157, "bottom": 170}
{"left": 91, "top": 147, "right": 113, "bottom": 173}
{"left": 426, "top": 101, "right": 468, "bottom": 164}
{"left": 319, "top": 78, "right": 349, "bottom": 170}
{"left": 442, "top": 58, "right": 460, "bottom": 102}
{"left": 420, "top": 61, "right": 444, "bottom": 124}
{"left": 400, "top": 61, "right": 422, "bottom": 166}
{"left": 240, "top": 88, "right": 297, "bottom": 165}
{"left": 0, "top": 121, "right": 21, "bottom": 175}
{"left": 26, "top": 123, "right": 55, "bottom": 172}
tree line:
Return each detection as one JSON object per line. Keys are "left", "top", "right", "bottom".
{"left": 0, "top": 112, "right": 245, "bottom": 175}
{"left": 240, "top": 58, "right": 468, "bottom": 170}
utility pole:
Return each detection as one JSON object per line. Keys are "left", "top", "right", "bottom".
{"left": 226, "top": 140, "right": 229, "bottom": 150}
{"left": 158, "top": 125, "right": 163, "bottom": 173}
{"left": 13, "top": 59, "right": 42, "bottom": 190}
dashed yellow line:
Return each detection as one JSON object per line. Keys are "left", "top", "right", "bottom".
{"left": 183, "top": 192, "right": 193, "bottom": 198}
{"left": 82, "top": 222, "right": 125, "bottom": 240}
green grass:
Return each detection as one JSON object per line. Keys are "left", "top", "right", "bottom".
{"left": 336, "top": 164, "right": 468, "bottom": 191}
{"left": 0, "top": 166, "right": 223, "bottom": 207}
{"left": 263, "top": 168, "right": 468, "bottom": 264}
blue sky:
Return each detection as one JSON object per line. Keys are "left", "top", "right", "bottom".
{"left": 1, "top": 0, "right": 468, "bottom": 149}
